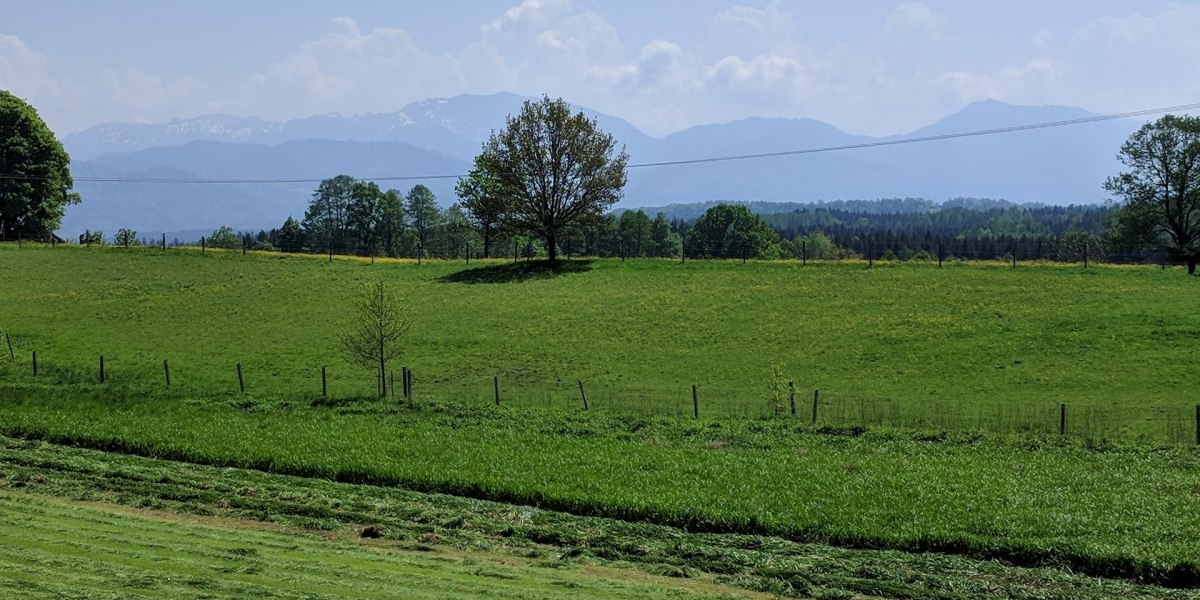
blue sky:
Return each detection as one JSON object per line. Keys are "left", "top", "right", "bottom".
{"left": 4, "top": 1, "right": 1198, "bottom": 136}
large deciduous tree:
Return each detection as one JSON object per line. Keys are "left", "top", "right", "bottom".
{"left": 0, "top": 91, "right": 79, "bottom": 238}
{"left": 472, "top": 95, "right": 628, "bottom": 261}
{"left": 1104, "top": 114, "right": 1200, "bottom": 273}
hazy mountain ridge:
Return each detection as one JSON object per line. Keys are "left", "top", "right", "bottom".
{"left": 60, "top": 94, "right": 1142, "bottom": 234}
{"left": 64, "top": 140, "right": 469, "bottom": 234}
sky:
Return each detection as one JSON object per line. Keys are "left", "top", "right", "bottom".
{"left": 3, "top": 1, "right": 1199, "bottom": 138}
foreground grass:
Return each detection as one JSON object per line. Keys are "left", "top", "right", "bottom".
{"left": 0, "top": 436, "right": 1189, "bottom": 599}
{"left": 2, "top": 244, "right": 1199, "bottom": 440}
{"left": 0, "top": 493, "right": 746, "bottom": 600}
{"left": 2, "top": 399, "right": 1198, "bottom": 587}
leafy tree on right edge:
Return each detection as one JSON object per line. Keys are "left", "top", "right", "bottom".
{"left": 1105, "top": 114, "right": 1200, "bottom": 273}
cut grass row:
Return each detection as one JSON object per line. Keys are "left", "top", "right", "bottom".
{"left": 0, "top": 491, "right": 742, "bottom": 600}
{"left": 0, "top": 436, "right": 1190, "bottom": 599}
{"left": 2, "top": 244, "right": 1199, "bottom": 441}
{"left": 1, "top": 398, "right": 1198, "bottom": 587}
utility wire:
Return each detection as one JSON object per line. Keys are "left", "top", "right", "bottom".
{"left": 629, "top": 102, "right": 1200, "bottom": 169}
{"left": 4, "top": 101, "right": 1199, "bottom": 185}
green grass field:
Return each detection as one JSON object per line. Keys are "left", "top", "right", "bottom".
{"left": 0, "top": 487, "right": 751, "bottom": 600}
{"left": 2, "top": 243, "right": 1198, "bottom": 440}
{"left": 0, "top": 437, "right": 1189, "bottom": 599}
{"left": 3, "top": 243, "right": 1200, "bottom": 594}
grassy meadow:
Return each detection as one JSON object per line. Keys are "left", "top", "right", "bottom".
{"left": 3, "top": 243, "right": 1200, "bottom": 593}
{"left": 1, "top": 242, "right": 1197, "bottom": 440}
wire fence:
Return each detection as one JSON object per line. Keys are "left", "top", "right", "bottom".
{"left": 0, "top": 232, "right": 1186, "bottom": 271}
{"left": 3, "top": 346, "right": 1197, "bottom": 447}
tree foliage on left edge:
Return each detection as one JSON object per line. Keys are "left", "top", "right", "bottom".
{"left": 463, "top": 95, "right": 629, "bottom": 261}
{"left": 0, "top": 90, "right": 79, "bottom": 238}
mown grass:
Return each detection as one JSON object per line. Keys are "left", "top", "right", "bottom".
{"left": 1, "top": 399, "right": 1199, "bottom": 588}
{"left": 0, "top": 490, "right": 747, "bottom": 599}
{"left": 0, "top": 436, "right": 1191, "bottom": 599}
{"left": 2, "top": 243, "right": 1198, "bottom": 441}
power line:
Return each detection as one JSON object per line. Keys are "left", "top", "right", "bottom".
{"left": 4, "top": 101, "right": 1199, "bottom": 185}
{"left": 628, "top": 102, "right": 1200, "bottom": 169}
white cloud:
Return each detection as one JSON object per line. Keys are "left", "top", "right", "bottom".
{"left": 1031, "top": 27, "right": 1052, "bottom": 49}
{"left": 0, "top": 34, "right": 55, "bottom": 100}
{"left": 95, "top": 67, "right": 207, "bottom": 118}
{"left": 1056, "top": 4, "right": 1200, "bottom": 112}
{"left": 708, "top": 1, "right": 796, "bottom": 54}
{"left": 481, "top": 0, "right": 624, "bottom": 69}
{"left": 10, "top": 1, "right": 1200, "bottom": 142}
{"left": 249, "top": 17, "right": 467, "bottom": 117}
{"left": 880, "top": 2, "right": 949, "bottom": 34}
{"left": 932, "top": 59, "right": 1058, "bottom": 106}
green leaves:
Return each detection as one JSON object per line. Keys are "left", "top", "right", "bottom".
{"left": 1104, "top": 113, "right": 1200, "bottom": 256}
{"left": 0, "top": 91, "right": 77, "bottom": 236}
{"left": 470, "top": 96, "right": 629, "bottom": 261}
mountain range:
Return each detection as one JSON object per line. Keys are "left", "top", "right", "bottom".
{"left": 59, "top": 93, "right": 1141, "bottom": 235}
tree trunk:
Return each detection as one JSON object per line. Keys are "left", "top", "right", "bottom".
{"left": 1189, "top": 250, "right": 1200, "bottom": 275}
{"left": 379, "top": 342, "right": 387, "bottom": 398}
{"left": 546, "top": 231, "right": 557, "bottom": 262}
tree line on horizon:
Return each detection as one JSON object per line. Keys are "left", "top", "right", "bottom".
{"left": 4, "top": 89, "right": 1198, "bottom": 270}
{"left": 207, "top": 190, "right": 1140, "bottom": 264}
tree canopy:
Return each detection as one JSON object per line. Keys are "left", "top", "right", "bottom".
{"left": 1104, "top": 114, "right": 1200, "bottom": 272}
{"left": 687, "top": 204, "right": 781, "bottom": 259}
{"left": 465, "top": 95, "right": 628, "bottom": 261}
{"left": 0, "top": 91, "right": 79, "bottom": 238}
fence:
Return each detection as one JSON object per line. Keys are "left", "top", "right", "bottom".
{"left": 3, "top": 345, "right": 1198, "bottom": 447}
{"left": 0, "top": 235, "right": 1185, "bottom": 270}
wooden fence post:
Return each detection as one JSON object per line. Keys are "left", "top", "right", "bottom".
{"left": 99, "top": 355, "right": 105, "bottom": 383}
{"left": 578, "top": 380, "right": 589, "bottom": 410}
{"left": 32, "top": 350, "right": 37, "bottom": 376}
{"left": 321, "top": 366, "right": 327, "bottom": 398}
{"left": 390, "top": 370, "right": 395, "bottom": 400}
{"left": 802, "top": 241, "right": 806, "bottom": 266}
{"left": 1083, "top": 243, "right": 1088, "bottom": 269}
{"left": 811, "top": 389, "right": 819, "bottom": 424}
{"left": 494, "top": 375, "right": 500, "bottom": 406}
{"left": 938, "top": 241, "right": 943, "bottom": 268}
{"left": 1059, "top": 403, "right": 1067, "bottom": 436}
{"left": 201, "top": 237, "right": 206, "bottom": 253}
{"left": 692, "top": 385, "right": 699, "bottom": 419}
{"left": 237, "top": 363, "right": 245, "bottom": 393}
{"left": 789, "top": 381, "right": 796, "bottom": 416}
{"left": 163, "top": 359, "right": 171, "bottom": 387}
